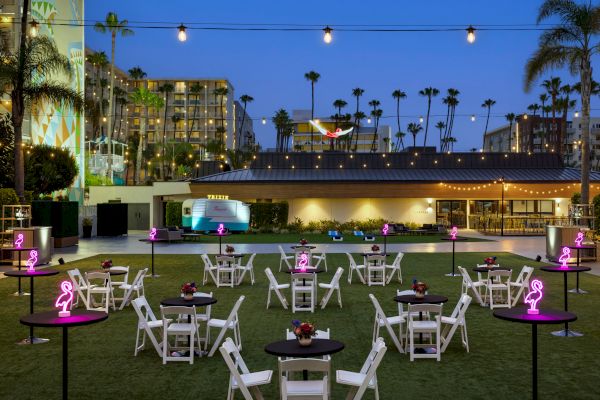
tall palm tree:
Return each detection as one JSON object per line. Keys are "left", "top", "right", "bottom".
{"left": 394, "top": 131, "right": 406, "bottom": 152}
{"left": 352, "top": 111, "right": 366, "bottom": 152}
{"left": 505, "top": 113, "right": 516, "bottom": 152}
{"left": 331, "top": 99, "right": 347, "bottom": 150}
{"left": 304, "top": 71, "right": 320, "bottom": 151}
{"left": 188, "top": 82, "right": 203, "bottom": 143}
{"left": 527, "top": 103, "right": 541, "bottom": 151}
{"left": 0, "top": 36, "right": 84, "bottom": 202}
{"left": 368, "top": 100, "right": 381, "bottom": 152}
{"left": 158, "top": 83, "right": 174, "bottom": 178}
{"left": 558, "top": 84, "right": 573, "bottom": 153}
{"left": 525, "top": 0, "right": 600, "bottom": 204}
{"left": 94, "top": 12, "right": 134, "bottom": 181}
{"left": 435, "top": 121, "right": 446, "bottom": 151}
{"left": 392, "top": 89, "right": 407, "bottom": 151}
{"left": 407, "top": 123, "right": 423, "bottom": 148}
{"left": 272, "top": 109, "right": 293, "bottom": 152}
{"left": 238, "top": 94, "right": 254, "bottom": 149}
{"left": 481, "top": 98, "right": 496, "bottom": 148}
{"left": 129, "top": 87, "right": 163, "bottom": 184}
{"left": 213, "top": 87, "right": 229, "bottom": 149}
{"left": 350, "top": 88, "right": 364, "bottom": 151}
{"left": 128, "top": 66, "right": 147, "bottom": 80}
{"left": 542, "top": 77, "right": 562, "bottom": 147}
{"left": 442, "top": 89, "right": 460, "bottom": 151}
{"left": 539, "top": 93, "right": 549, "bottom": 140}
{"left": 418, "top": 87, "right": 439, "bottom": 149}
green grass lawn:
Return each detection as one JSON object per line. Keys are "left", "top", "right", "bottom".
{"left": 1, "top": 252, "right": 598, "bottom": 399}
{"left": 190, "top": 232, "right": 489, "bottom": 244}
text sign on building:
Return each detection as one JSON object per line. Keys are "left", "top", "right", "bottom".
{"left": 207, "top": 194, "right": 229, "bottom": 200}
{"left": 205, "top": 201, "right": 237, "bottom": 218}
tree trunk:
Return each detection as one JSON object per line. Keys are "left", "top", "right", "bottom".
{"left": 106, "top": 33, "right": 116, "bottom": 181}
{"left": 13, "top": 0, "right": 29, "bottom": 203}
{"left": 239, "top": 102, "right": 247, "bottom": 150}
{"left": 580, "top": 61, "right": 592, "bottom": 207}
{"left": 423, "top": 98, "right": 431, "bottom": 150}
{"left": 310, "top": 82, "right": 314, "bottom": 152}
{"left": 508, "top": 121, "right": 513, "bottom": 152}
{"left": 136, "top": 110, "right": 147, "bottom": 184}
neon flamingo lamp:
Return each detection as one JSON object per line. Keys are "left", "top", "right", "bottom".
{"left": 382, "top": 224, "right": 389, "bottom": 236}
{"left": 14, "top": 233, "right": 24, "bottom": 249}
{"left": 524, "top": 279, "right": 544, "bottom": 315}
{"left": 575, "top": 231, "right": 584, "bottom": 248}
{"left": 558, "top": 246, "right": 571, "bottom": 269}
{"left": 149, "top": 227, "right": 157, "bottom": 241}
{"left": 298, "top": 253, "right": 309, "bottom": 272}
{"left": 55, "top": 281, "right": 74, "bottom": 318}
{"left": 217, "top": 223, "right": 225, "bottom": 235}
{"left": 450, "top": 226, "right": 458, "bottom": 240}
{"left": 25, "top": 249, "right": 37, "bottom": 273}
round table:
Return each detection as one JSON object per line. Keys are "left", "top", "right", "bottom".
{"left": 208, "top": 232, "right": 232, "bottom": 254}
{"left": 94, "top": 268, "right": 127, "bottom": 276}
{"left": 472, "top": 266, "right": 513, "bottom": 273}
{"left": 566, "top": 245, "right": 595, "bottom": 294}
{"left": 20, "top": 310, "right": 108, "bottom": 400}
{"left": 285, "top": 267, "right": 326, "bottom": 274}
{"left": 160, "top": 296, "right": 217, "bottom": 307}
{"left": 265, "top": 338, "right": 345, "bottom": 380}
{"left": 394, "top": 294, "right": 448, "bottom": 353}
{"left": 3, "top": 246, "right": 38, "bottom": 296}
{"left": 493, "top": 307, "right": 576, "bottom": 400}
{"left": 291, "top": 245, "right": 317, "bottom": 250}
{"left": 540, "top": 266, "right": 590, "bottom": 337}
{"left": 4, "top": 269, "right": 60, "bottom": 344}
{"left": 441, "top": 237, "right": 468, "bottom": 277}
{"left": 138, "top": 238, "right": 169, "bottom": 278}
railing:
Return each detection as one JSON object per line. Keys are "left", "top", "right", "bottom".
{"left": 468, "top": 215, "right": 587, "bottom": 235}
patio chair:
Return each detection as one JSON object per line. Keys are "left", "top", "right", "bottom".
{"left": 279, "top": 245, "right": 294, "bottom": 272}
{"left": 292, "top": 272, "right": 316, "bottom": 313}
{"left": 119, "top": 268, "right": 148, "bottom": 310}
{"left": 312, "top": 252, "right": 327, "bottom": 271}
{"left": 132, "top": 296, "right": 170, "bottom": 357}
{"left": 441, "top": 294, "right": 472, "bottom": 353}
{"left": 220, "top": 337, "right": 272, "bottom": 400}
{"left": 279, "top": 358, "right": 330, "bottom": 399}
{"left": 67, "top": 268, "right": 93, "bottom": 309}
{"left": 265, "top": 268, "right": 289, "bottom": 309}
{"left": 85, "top": 271, "right": 116, "bottom": 312}
{"left": 408, "top": 303, "right": 442, "bottom": 361}
{"left": 161, "top": 305, "right": 202, "bottom": 364}
{"left": 319, "top": 267, "right": 344, "bottom": 309}
{"left": 346, "top": 253, "right": 366, "bottom": 284}
{"left": 509, "top": 266, "right": 534, "bottom": 306}
{"left": 237, "top": 253, "right": 256, "bottom": 285}
{"left": 216, "top": 255, "right": 237, "bottom": 288}
{"left": 366, "top": 255, "right": 386, "bottom": 286}
{"left": 201, "top": 254, "right": 218, "bottom": 286}
{"left": 193, "top": 291, "right": 213, "bottom": 351}
{"left": 336, "top": 337, "right": 387, "bottom": 400}
{"left": 385, "top": 252, "right": 404, "bottom": 285}
{"left": 458, "top": 266, "right": 485, "bottom": 307}
{"left": 207, "top": 295, "right": 245, "bottom": 357}
{"left": 485, "top": 270, "right": 512, "bottom": 309}
{"left": 369, "top": 294, "right": 404, "bottom": 353}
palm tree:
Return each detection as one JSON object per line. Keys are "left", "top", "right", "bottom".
{"left": 418, "top": 87, "right": 439, "bottom": 150}
{"left": 558, "top": 84, "right": 573, "bottom": 153}
{"left": 213, "top": 87, "right": 229, "bottom": 149}
{"left": 407, "top": 123, "right": 423, "bottom": 148}
{"left": 129, "top": 87, "right": 163, "bottom": 184}
{"left": 350, "top": 88, "right": 364, "bottom": 151}
{"left": 94, "top": 12, "right": 134, "bottom": 181}
{"left": 331, "top": 99, "right": 347, "bottom": 150}
{"left": 368, "top": 100, "right": 381, "bottom": 152}
{"left": 504, "top": 113, "right": 516, "bottom": 152}
{"left": 525, "top": 0, "right": 600, "bottom": 204}
{"left": 541, "top": 77, "right": 562, "bottom": 147}
{"left": 352, "top": 111, "right": 366, "bottom": 152}
{"left": 238, "top": 94, "right": 254, "bottom": 149}
{"left": 112, "top": 86, "right": 128, "bottom": 138}
{"left": 481, "top": 98, "right": 496, "bottom": 147}
{"left": 539, "top": 93, "right": 549, "bottom": 140}
{"left": 0, "top": 36, "right": 84, "bottom": 202}
{"left": 188, "top": 82, "right": 203, "bottom": 143}
{"left": 393, "top": 131, "right": 406, "bottom": 152}
{"left": 435, "top": 121, "right": 446, "bottom": 151}
{"left": 272, "top": 109, "right": 293, "bottom": 152}
{"left": 392, "top": 89, "right": 407, "bottom": 150}
{"left": 128, "top": 66, "right": 147, "bottom": 80}
{"left": 304, "top": 71, "right": 320, "bottom": 151}
{"left": 441, "top": 89, "right": 460, "bottom": 151}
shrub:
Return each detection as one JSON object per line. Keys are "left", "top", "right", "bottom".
{"left": 0, "top": 188, "right": 18, "bottom": 217}
{"left": 165, "top": 201, "right": 182, "bottom": 227}
{"left": 287, "top": 217, "right": 304, "bottom": 233}
{"left": 593, "top": 194, "right": 600, "bottom": 229}
{"left": 571, "top": 192, "right": 581, "bottom": 205}
{"left": 23, "top": 191, "right": 33, "bottom": 204}
{"left": 249, "top": 202, "right": 289, "bottom": 228}
{"left": 24, "top": 144, "right": 78, "bottom": 196}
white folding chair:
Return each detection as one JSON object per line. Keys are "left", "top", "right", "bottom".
{"left": 458, "top": 266, "right": 486, "bottom": 307}
{"left": 279, "top": 358, "right": 329, "bottom": 399}
{"left": 202, "top": 254, "right": 219, "bottom": 286}
{"left": 119, "top": 268, "right": 147, "bottom": 310}
{"left": 193, "top": 291, "right": 214, "bottom": 350}
{"left": 220, "top": 337, "right": 272, "bottom": 400}
{"left": 319, "top": 267, "right": 344, "bottom": 309}
{"left": 346, "top": 253, "right": 366, "bottom": 284}
{"left": 292, "top": 272, "right": 316, "bottom": 313}
{"left": 385, "top": 253, "right": 404, "bottom": 284}
{"left": 85, "top": 271, "right": 116, "bottom": 312}
{"left": 132, "top": 296, "right": 170, "bottom": 357}
{"left": 336, "top": 337, "right": 387, "bottom": 400}
{"left": 208, "top": 295, "right": 245, "bottom": 357}
{"left": 279, "top": 245, "right": 294, "bottom": 272}
{"left": 408, "top": 303, "right": 442, "bottom": 361}
{"left": 161, "top": 305, "right": 202, "bottom": 364}
{"left": 110, "top": 265, "right": 129, "bottom": 291}
{"left": 312, "top": 252, "right": 327, "bottom": 271}
{"left": 265, "top": 268, "right": 289, "bottom": 309}
{"left": 216, "top": 255, "right": 237, "bottom": 288}
{"left": 509, "top": 266, "right": 534, "bottom": 306}
{"left": 366, "top": 255, "right": 386, "bottom": 286}
{"left": 485, "top": 270, "right": 512, "bottom": 309}
{"left": 237, "top": 253, "right": 256, "bottom": 285}
{"left": 67, "top": 268, "right": 93, "bottom": 309}
{"left": 369, "top": 294, "right": 404, "bottom": 353}
{"left": 441, "top": 294, "right": 472, "bottom": 353}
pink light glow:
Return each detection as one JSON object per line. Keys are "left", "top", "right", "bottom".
{"left": 558, "top": 246, "right": 571, "bottom": 269}
{"left": 450, "top": 226, "right": 458, "bottom": 240}
{"left": 524, "top": 279, "right": 544, "bottom": 315}
{"left": 149, "top": 227, "right": 157, "bottom": 241}
{"left": 55, "top": 281, "right": 74, "bottom": 318}
{"left": 25, "top": 250, "right": 37, "bottom": 272}
{"left": 298, "top": 253, "right": 308, "bottom": 271}
{"left": 382, "top": 224, "right": 389, "bottom": 236}
{"left": 575, "top": 231, "right": 584, "bottom": 248}
{"left": 14, "top": 233, "right": 23, "bottom": 249}
{"left": 217, "top": 223, "right": 225, "bottom": 235}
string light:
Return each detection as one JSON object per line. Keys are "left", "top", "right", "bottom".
{"left": 29, "top": 19, "right": 39, "bottom": 37}
{"left": 470, "top": 114, "right": 476, "bottom": 122}
{"left": 261, "top": 117, "right": 266, "bottom": 125}
{"left": 419, "top": 116, "right": 424, "bottom": 123}
{"left": 178, "top": 24, "right": 187, "bottom": 42}
{"left": 323, "top": 26, "right": 333, "bottom": 44}
{"left": 466, "top": 25, "right": 476, "bottom": 43}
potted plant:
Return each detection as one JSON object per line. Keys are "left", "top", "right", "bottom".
{"left": 412, "top": 279, "right": 428, "bottom": 299}
{"left": 181, "top": 282, "right": 197, "bottom": 300}
{"left": 292, "top": 320, "right": 317, "bottom": 346}
{"left": 82, "top": 217, "right": 93, "bottom": 238}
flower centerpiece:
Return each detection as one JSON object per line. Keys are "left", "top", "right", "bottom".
{"left": 299, "top": 238, "right": 308, "bottom": 246}
{"left": 225, "top": 245, "right": 235, "bottom": 254}
{"left": 484, "top": 256, "right": 497, "bottom": 268}
{"left": 371, "top": 244, "right": 380, "bottom": 253}
{"left": 412, "top": 278, "right": 428, "bottom": 299}
{"left": 101, "top": 259, "right": 112, "bottom": 270}
{"left": 181, "top": 282, "right": 197, "bottom": 300}
{"left": 292, "top": 320, "right": 317, "bottom": 346}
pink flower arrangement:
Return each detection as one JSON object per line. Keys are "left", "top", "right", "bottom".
{"left": 371, "top": 244, "right": 380, "bottom": 252}
{"left": 101, "top": 259, "right": 112, "bottom": 269}
{"left": 299, "top": 238, "right": 308, "bottom": 246}
{"left": 292, "top": 320, "right": 316, "bottom": 339}
{"left": 181, "top": 282, "right": 197, "bottom": 295}
{"left": 225, "top": 245, "right": 235, "bottom": 254}
{"left": 412, "top": 279, "right": 428, "bottom": 294}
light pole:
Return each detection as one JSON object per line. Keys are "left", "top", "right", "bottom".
{"left": 499, "top": 176, "right": 505, "bottom": 236}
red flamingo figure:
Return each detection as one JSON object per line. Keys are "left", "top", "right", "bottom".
{"left": 55, "top": 281, "right": 74, "bottom": 317}
{"left": 524, "top": 279, "right": 544, "bottom": 314}
{"left": 558, "top": 246, "right": 571, "bottom": 269}
{"left": 14, "top": 233, "right": 24, "bottom": 249}
{"left": 25, "top": 249, "right": 37, "bottom": 272}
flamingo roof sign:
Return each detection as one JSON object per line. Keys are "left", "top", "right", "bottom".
{"left": 309, "top": 120, "right": 353, "bottom": 139}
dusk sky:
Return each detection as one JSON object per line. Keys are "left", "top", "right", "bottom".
{"left": 85, "top": 0, "right": 599, "bottom": 151}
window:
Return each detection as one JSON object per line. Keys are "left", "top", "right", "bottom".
{"left": 147, "top": 81, "right": 158, "bottom": 91}
{"left": 175, "top": 81, "right": 186, "bottom": 92}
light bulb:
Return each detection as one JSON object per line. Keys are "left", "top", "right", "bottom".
{"left": 178, "top": 24, "right": 187, "bottom": 42}
{"left": 29, "top": 19, "right": 39, "bottom": 37}
{"left": 323, "top": 26, "right": 333, "bottom": 44}
{"left": 261, "top": 117, "right": 266, "bottom": 125}
{"left": 419, "top": 116, "right": 424, "bottom": 123}
{"left": 574, "top": 111, "right": 580, "bottom": 118}
{"left": 466, "top": 26, "right": 476, "bottom": 44}
{"left": 471, "top": 114, "right": 476, "bottom": 122}
{"left": 367, "top": 118, "right": 372, "bottom": 124}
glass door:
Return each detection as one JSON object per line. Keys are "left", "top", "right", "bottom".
{"left": 437, "top": 200, "right": 467, "bottom": 228}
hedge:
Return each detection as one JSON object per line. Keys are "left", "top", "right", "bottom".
{"left": 0, "top": 188, "right": 19, "bottom": 218}
{"left": 166, "top": 201, "right": 183, "bottom": 227}
{"left": 249, "top": 202, "right": 289, "bottom": 228}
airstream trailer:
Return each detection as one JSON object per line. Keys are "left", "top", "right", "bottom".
{"left": 182, "top": 199, "right": 250, "bottom": 232}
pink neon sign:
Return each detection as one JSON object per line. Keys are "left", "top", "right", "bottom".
{"left": 575, "top": 231, "right": 584, "bottom": 248}
{"left": 382, "top": 224, "right": 389, "bottom": 236}
{"left": 450, "top": 226, "right": 458, "bottom": 240}
{"left": 298, "top": 253, "right": 308, "bottom": 271}
{"left": 217, "top": 223, "right": 225, "bottom": 235}
{"left": 524, "top": 279, "right": 544, "bottom": 315}
{"left": 25, "top": 250, "right": 37, "bottom": 273}
{"left": 55, "top": 281, "right": 74, "bottom": 318}
{"left": 14, "top": 233, "right": 23, "bottom": 249}
{"left": 149, "top": 227, "right": 157, "bottom": 241}
{"left": 558, "top": 246, "right": 570, "bottom": 269}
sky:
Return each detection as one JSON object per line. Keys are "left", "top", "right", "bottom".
{"left": 84, "top": 0, "right": 599, "bottom": 151}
